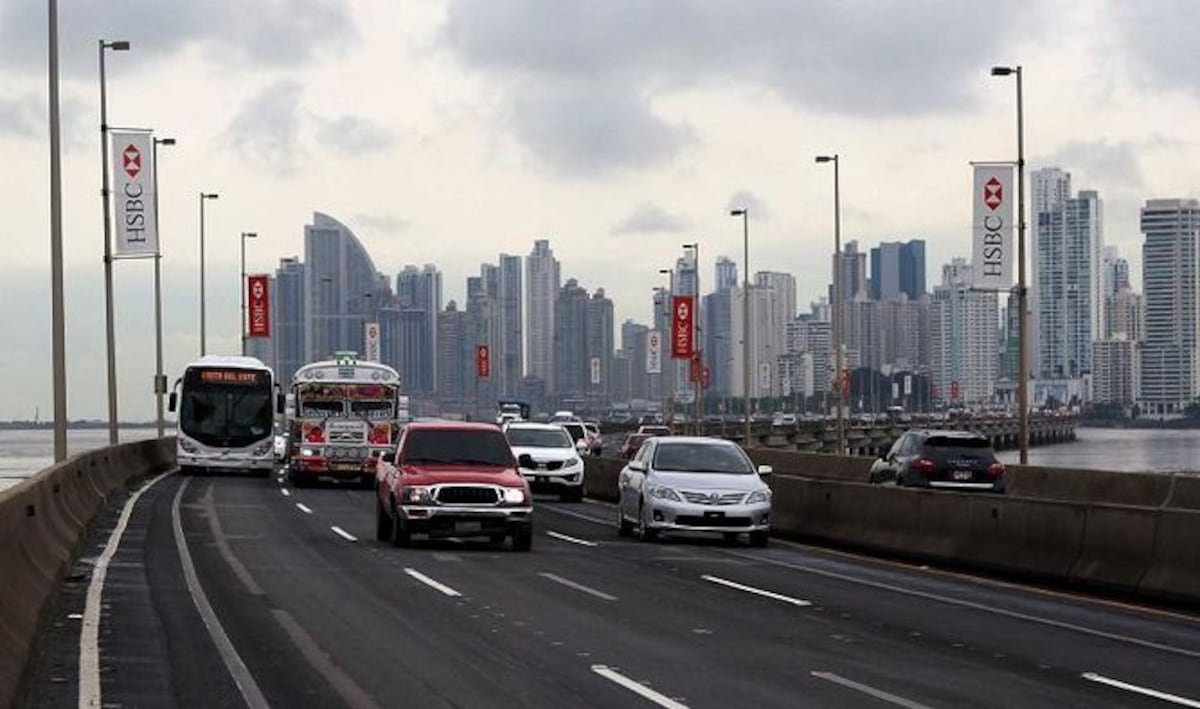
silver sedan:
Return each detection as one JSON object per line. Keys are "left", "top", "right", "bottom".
{"left": 617, "top": 437, "right": 772, "bottom": 546}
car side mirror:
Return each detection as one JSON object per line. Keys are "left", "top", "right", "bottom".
{"left": 518, "top": 453, "right": 536, "bottom": 469}
{"left": 628, "top": 460, "right": 647, "bottom": 473}
{"left": 168, "top": 392, "right": 177, "bottom": 413}
{"left": 381, "top": 451, "right": 395, "bottom": 463}
{"left": 757, "top": 465, "right": 773, "bottom": 478}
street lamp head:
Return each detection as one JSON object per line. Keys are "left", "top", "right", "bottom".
{"left": 729, "top": 209, "right": 746, "bottom": 217}
{"left": 815, "top": 155, "right": 836, "bottom": 164}
{"left": 991, "top": 66, "right": 1015, "bottom": 76}
{"left": 243, "top": 232, "right": 257, "bottom": 239}
{"left": 201, "top": 192, "right": 219, "bottom": 200}
{"left": 658, "top": 268, "right": 670, "bottom": 275}
{"left": 106, "top": 40, "right": 131, "bottom": 51}
{"left": 157, "top": 137, "right": 176, "bottom": 146}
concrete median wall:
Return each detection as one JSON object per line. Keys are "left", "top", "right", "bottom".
{"left": 584, "top": 455, "right": 1200, "bottom": 606}
{"left": 0, "top": 437, "right": 175, "bottom": 709}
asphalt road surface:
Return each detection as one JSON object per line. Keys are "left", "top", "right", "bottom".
{"left": 23, "top": 469, "right": 1200, "bottom": 708}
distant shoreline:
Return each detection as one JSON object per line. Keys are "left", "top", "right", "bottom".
{"left": 1077, "top": 418, "right": 1200, "bottom": 430}
{"left": 0, "top": 422, "right": 164, "bottom": 431}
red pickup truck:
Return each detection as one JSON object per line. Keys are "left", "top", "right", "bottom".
{"left": 374, "top": 421, "right": 534, "bottom": 551}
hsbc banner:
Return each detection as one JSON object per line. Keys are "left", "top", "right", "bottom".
{"left": 364, "top": 322, "right": 381, "bottom": 362}
{"left": 971, "top": 164, "right": 1014, "bottom": 290}
{"left": 247, "top": 275, "right": 271, "bottom": 337}
{"left": 646, "top": 330, "right": 662, "bottom": 374}
{"left": 476, "top": 344, "right": 490, "bottom": 378}
{"left": 111, "top": 130, "right": 158, "bottom": 258}
{"left": 671, "top": 295, "right": 695, "bottom": 359}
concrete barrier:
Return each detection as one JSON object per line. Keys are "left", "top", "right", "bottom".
{"left": 1165, "top": 474, "right": 1200, "bottom": 511}
{"left": 1140, "top": 509, "right": 1200, "bottom": 603}
{"left": 0, "top": 437, "right": 175, "bottom": 709}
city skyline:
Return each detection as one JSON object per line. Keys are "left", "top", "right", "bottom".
{"left": 7, "top": 1, "right": 1200, "bottom": 419}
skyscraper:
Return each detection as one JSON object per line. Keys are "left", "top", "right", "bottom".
{"left": 553, "top": 278, "right": 590, "bottom": 405}
{"left": 585, "top": 289, "right": 614, "bottom": 409}
{"left": 715, "top": 256, "right": 738, "bottom": 291}
{"left": 1138, "top": 199, "right": 1200, "bottom": 417}
{"left": 931, "top": 259, "right": 999, "bottom": 404}
{"left": 436, "top": 300, "right": 468, "bottom": 411}
{"left": 869, "top": 239, "right": 926, "bottom": 301}
{"left": 274, "top": 257, "right": 306, "bottom": 385}
{"left": 526, "top": 239, "right": 560, "bottom": 390}
{"left": 395, "top": 264, "right": 442, "bottom": 394}
{"left": 498, "top": 254, "right": 523, "bottom": 397}
{"left": 304, "top": 212, "right": 386, "bottom": 362}
{"left": 1030, "top": 167, "right": 1073, "bottom": 378}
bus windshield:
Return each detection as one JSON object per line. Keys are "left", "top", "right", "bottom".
{"left": 180, "top": 368, "right": 273, "bottom": 448}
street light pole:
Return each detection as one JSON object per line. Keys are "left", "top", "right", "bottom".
{"left": 730, "top": 208, "right": 750, "bottom": 446}
{"left": 816, "top": 154, "right": 844, "bottom": 454}
{"left": 99, "top": 38, "right": 130, "bottom": 445}
{"left": 992, "top": 65, "right": 1029, "bottom": 465}
{"left": 240, "top": 231, "right": 257, "bottom": 355}
{"left": 198, "top": 192, "right": 219, "bottom": 356}
{"left": 152, "top": 137, "right": 175, "bottom": 438}
{"left": 49, "top": 1, "right": 68, "bottom": 460}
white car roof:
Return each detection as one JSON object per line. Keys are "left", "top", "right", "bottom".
{"left": 653, "top": 436, "right": 736, "bottom": 447}
{"left": 506, "top": 421, "right": 572, "bottom": 432}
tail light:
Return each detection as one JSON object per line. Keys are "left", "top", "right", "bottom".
{"left": 986, "top": 462, "right": 1005, "bottom": 478}
{"left": 911, "top": 458, "right": 936, "bottom": 475}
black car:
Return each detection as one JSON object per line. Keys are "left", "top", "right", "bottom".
{"left": 868, "top": 430, "right": 1005, "bottom": 493}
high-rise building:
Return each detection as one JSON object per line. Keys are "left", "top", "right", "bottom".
{"left": 304, "top": 212, "right": 387, "bottom": 362}
{"left": 1092, "top": 337, "right": 1138, "bottom": 407}
{"left": 703, "top": 288, "right": 734, "bottom": 397}
{"left": 1101, "top": 245, "right": 1130, "bottom": 299}
{"left": 526, "top": 239, "right": 560, "bottom": 390}
{"left": 436, "top": 300, "right": 468, "bottom": 412}
{"left": 1138, "top": 199, "right": 1200, "bottom": 417}
{"left": 931, "top": 259, "right": 999, "bottom": 404}
{"left": 585, "top": 289, "right": 614, "bottom": 409}
{"left": 395, "top": 264, "right": 441, "bottom": 394}
{"left": 869, "top": 240, "right": 926, "bottom": 302}
{"left": 715, "top": 256, "right": 738, "bottom": 291}
{"left": 498, "top": 254, "right": 523, "bottom": 397}
{"left": 274, "top": 257, "right": 306, "bottom": 385}
{"left": 620, "top": 320, "right": 650, "bottom": 403}
{"left": 1030, "top": 167, "right": 1073, "bottom": 377}
{"left": 1105, "top": 287, "right": 1144, "bottom": 342}
{"left": 833, "top": 240, "right": 869, "bottom": 304}
{"left": 755, "top": 271, "right": 797, "bottom": 323}
{"left": 553, "top": 278, "right": 590, "bottom": 407}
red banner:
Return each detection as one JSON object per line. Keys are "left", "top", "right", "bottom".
{"left": 476, "top": 344, "right": 490, "bottom": 378}
{"left": 247, "top": 274, "right": 270, "bottom": 337}
{"left": 671, "top": 295, "right": 694, "bottom": 359}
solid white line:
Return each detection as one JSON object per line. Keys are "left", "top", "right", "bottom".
{"left": 404, "top": 568, "right": 462, "bottom": 597}
{"left": 296, "top": 502, "right": 313, "bottom": 514}
{"left": 280, "top": 488, "right": 291, "bottom": 497}
{"left": 701, "top": 574, "right": 812, "bottom": 607}
{"left": 171, "top": 478, "right": 270, "bottom": 709}
{"left": 331, "top": 526, "right": 357, "bottom": 542}
{"left": 1082, "top": 673, "right": 1200, "bottom": 707}
{"left": 725, "top": 550, "right": 1200, "bottom": 659}
{"left": 811, "top": 671, "right": 932, "bottom": 709}
{"left": 591, "top": 665, "right": 688, "bottom": 709}
{"left": 79, "top": 470, "right": 173, "bottom": 709}
{"left": 547, "top": 530, "right": 599, "bottom": 547}
{"left": 539, "top": 573, "right": 617, "bottom": 601}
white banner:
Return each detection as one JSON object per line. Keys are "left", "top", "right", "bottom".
{"left": 904, "top": 374, "right": 913, "bottom": 396}
{"left": 971, "top": 164, "right": 1014, "bottom": 290}
{"left": 646, "top": 330, "right": 662, "bottom": 374}
{"left": 111, "top": 130, "right": 158, "bottom": 258}
{"left": 364, "top": 322, "right": 380, "bottom": 362}
{"left": 590, "top": 357, "right": 601, "bottom": 385}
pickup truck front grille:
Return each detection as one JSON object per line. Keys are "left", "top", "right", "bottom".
{"left": 434, "top": 486, "right": 500, "bottom": 505}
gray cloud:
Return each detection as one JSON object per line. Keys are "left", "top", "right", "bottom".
{"left": 0, "top": 0, "right": 355, "bottom": 75}
{"left": 353, "top": 213, "right": 411, "bottom": 235}
{"left": 612, "top": 202, "right": 689, "bottom": 235}
{"left": 443, "top": 1, "right": 1043, "bottom": 174}
{"left": 1036, "top": 139, "right": 1145, "bottom": 190}
{"left": 315, "top": 114, "right": 396, "bottom": 155}
{"left": 224, "top": 81, "right": 306, "bottom": 177}
{"left": 0, "top": 92, "right": 39, "bottom": 137}
{"left": 727, "top": 191, "right": 769, "bottom": 220}
{"left": 1113, "top": 0, "right": 1200, "bottom": 95}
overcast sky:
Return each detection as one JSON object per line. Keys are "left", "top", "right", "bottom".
{"left": 4, "top": 0, "right": 1200, "bottom": 421}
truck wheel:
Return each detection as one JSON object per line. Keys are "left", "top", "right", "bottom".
{"left": 375, "top": 499, "right": 393, "bottom": 542}
{"left": 512, "top": 526, "right": 533, "bottom": 552}
{"left": 749, "top": 530, "right": 769, "bottom": 548}
{"left": 391, "top": 511, "right": 412, "bottom": 548}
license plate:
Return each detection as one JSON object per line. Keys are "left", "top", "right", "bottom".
{"left": 703, "top": 510, "right": 725, "bottom": 519}
{"left": 455, "top": 521, "right": 482, "bottom": 534}
{"left": 953, "top": 469, "right": 973, "bottom": 481}
{"left": 536, "top": 476, "right": 548, "bottom": 484}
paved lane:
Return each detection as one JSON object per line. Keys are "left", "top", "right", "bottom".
{"left": 25, "top": 471, "right": 1200, "bottom": 708}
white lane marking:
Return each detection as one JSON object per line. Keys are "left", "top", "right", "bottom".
{"left": 811, "top": 671, "right": 932, "bottom": 709}
{"left": 539, "top": 572, "right": 617, "bottom": 601}
{"left": 171, "top": 478, "right": 270, "bottom": 709}
{"left": 591, "top": 665, "right": 688, "bottom": 709}
{"left": 272, "top": 609, "right": 380, "bottom": 709}
{"left": 725, "top": 550, "right": 1200, "bottom": 659}
{"left": 701, "top": 574, "right": 812, "bottom": 607}
{"left": 79, "top": 470, "right": 173, "bottom": 709}
{"left": 547, "top": 530, "right": 598, "bottom": 547}
{"left": 404, "top": 568, "right": 462, "bottom": 597}
{"left": 538, "top": 503, "right": 610, "bottom": 526}
{"left": 281, "top": 488, "right": 291, "bottom": 497}
{"left": 296, "top": 502, "right": 313, "bottom": 514}
{"left": 331, "top": 526, "right": 357, "bottom": 542}
{"left": 1082, "top": 673, "right": 1200, "bottom": 707}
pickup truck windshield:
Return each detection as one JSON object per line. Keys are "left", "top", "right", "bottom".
{"left": 403, "top": 430, "right": 514, "bottom": 467}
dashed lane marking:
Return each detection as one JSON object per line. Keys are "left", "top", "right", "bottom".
{"left": 281, "top": 488, "right": 291, "bottom": 497}
{"left": 701, "top": 574, "right": 812, "bottom": 607}
{"left": 811, "top": 671, "right": 932, "bottom": 709}
{"left": 539, "top": 573, "right": 617, "bottom": 601}
{"left": 1082, "top": 673, "right": 1200, "bottom": 707}
{"left": 547, "top": 530, "right": 599, "bottom": 547}
{"left": 591, "top": 665, "right": 688, "bottom": 709}
{"left": 296, "top": 503, "right": 313, "bottom": 514}
{"left": 331, "top": 526, "right": 358, "bottom": 542}
{"left": 404, "top": 568, "right": 462, "bottom": 597}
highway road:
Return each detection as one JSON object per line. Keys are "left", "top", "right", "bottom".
{"left": 23, "top": 469, "right": 1200, "bottom": 708}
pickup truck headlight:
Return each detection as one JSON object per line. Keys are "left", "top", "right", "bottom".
{"left": 300, "top": 448, "right": 317, "bottom": 457}
{"left": 179, "top": 440, "right": 198, "bottom": 453}
{"left": 746, "top": 489, "right": 771, "bottom": 504}
{"left": 502, "top": 487, "right": 527, "bottom": 505}
{"left": 648, "top": 485, "right": 681, "bottom": 501}
{"left": 403, "top": 486, "right": 434, "bottom": 504}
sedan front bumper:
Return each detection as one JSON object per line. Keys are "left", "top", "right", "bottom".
{"left": 644, "top": 499, "right": 771, "bottom": 533}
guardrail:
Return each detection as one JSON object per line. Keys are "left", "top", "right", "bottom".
{"left": 583, "top": 454, "right": 1200, "bottom": 606}
{"left": 0, "top": 438, "right": 175, "bottom": 709}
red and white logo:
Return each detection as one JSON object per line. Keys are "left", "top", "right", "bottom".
{"left": 983, "top": 177, "right": 1003, "bottom": 211}
{"left": 122, "top": 144, "right": 142, "bottom": 179}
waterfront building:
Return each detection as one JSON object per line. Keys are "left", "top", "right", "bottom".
{"left": 931, "top": 259, "right": 999, "bottom": 404}
{"left": 526, "top": 239, "right": 560, "bottom": 390}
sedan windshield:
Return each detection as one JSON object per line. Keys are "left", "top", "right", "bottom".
{"left": 652, "top": 443, "right": 754, "bottom": 474}
{"left": 507, "top": 428, "right": 573, "bottom": 448}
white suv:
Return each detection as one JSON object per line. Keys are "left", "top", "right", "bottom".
{"left": 504, "top": 422, "right": 586, "bottom": 502}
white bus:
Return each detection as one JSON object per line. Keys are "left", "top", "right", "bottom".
{"left": 287, "top": 353, "right": 402, "bottom": 487}
{"left": 169, "top": 355, "right": 284, "bottom": 477}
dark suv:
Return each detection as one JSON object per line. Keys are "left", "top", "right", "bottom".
{"left": 868, "top": 430, "right": 1005, "bottom": 493}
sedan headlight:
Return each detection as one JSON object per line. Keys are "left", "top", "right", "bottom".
{"left": 502, "top": 487, "right": 527, "bottom": 505}
{"left": 564, "top": 457, "right": 580, "bottom": 467}
{"left": 403, "top": 486, "right": 434, "bottom": 504}
{"left": 746, "top": 489, "right": 772, "bottom": 504}
{"left": 647, "top": 485, "right": 681, "bottom": 501}
{"left": 300, "top": 448, "right": 316, "bottom": 457}
{"left": 179, "top": 439, "right": 198, "bottom": 453}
